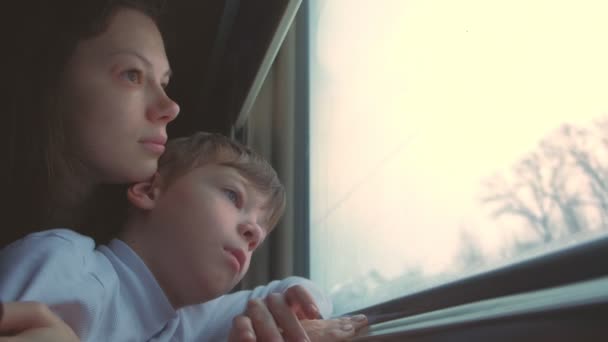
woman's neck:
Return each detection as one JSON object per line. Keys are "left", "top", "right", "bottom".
{"left": 46, "top": 167, "right": 98, "bottom": 229}
{"left": 46, "top": 157, "right": 129, "bottom": 242}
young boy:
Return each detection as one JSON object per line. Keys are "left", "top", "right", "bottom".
{"left": 0, "top": 132, "right": 333, "bottom": 341}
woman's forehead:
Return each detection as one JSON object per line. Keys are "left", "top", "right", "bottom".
{"left": 76, "top": 8, "right": 168, "bottom": 65}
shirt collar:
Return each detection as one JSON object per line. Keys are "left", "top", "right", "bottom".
{"left": 103, "top": 239, "right": 176, "bottom": 333}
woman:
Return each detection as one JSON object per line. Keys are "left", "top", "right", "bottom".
{"left": 3, "top": 0, "right": 178, "bottom": 246}
{"left": 1, "top": 1, "right": 365, "bottom": 340}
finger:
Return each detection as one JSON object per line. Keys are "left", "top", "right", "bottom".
{"left": 348, "top": 314, "right": 368, "bottom": 331}
{"left": 326, "top": 316, "right": 368, "bottom": 340}
{"left": 228, "top": 315, "right": 257, "bottom": 342}
{"left": 326, "top": 318, "right": 357, "bottom": 341}
{"left": 0, "top": 302, "right": 59, "bottom": 334}
{"left": 328, "top": 315, "right": 369, "bottom": 339}
{"left": 284, "top": 285, "right": 321, "bottom": 319}
{"left": 266, "top": 293, "right": 309, "bottom": 342}
{"left": 300, "top": 316, "right": 367, "bottom": 342}
{"left": 245, "top": 299, "right": 283, "bottom": 342}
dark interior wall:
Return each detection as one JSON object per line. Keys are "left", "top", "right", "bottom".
{"left": 162, "top": 0, "right": 292, "bottom": 138}
{"left": 162, "top": 1, "right": 226, "bottom": 135}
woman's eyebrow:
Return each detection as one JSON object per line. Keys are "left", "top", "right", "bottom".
{"left": 109, "top": 50, "right": 172, "bottom": 78}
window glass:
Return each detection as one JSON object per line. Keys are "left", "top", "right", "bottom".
{"left": 309, "top": 0, "right": 608, "bottom": 314}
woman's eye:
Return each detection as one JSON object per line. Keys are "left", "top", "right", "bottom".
{"left": 121, "top": 69, "right": 142, "bottom": 84}
{"left": 223, "top": 189, "right": 239, "bottom": 206}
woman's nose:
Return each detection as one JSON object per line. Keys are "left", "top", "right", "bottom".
{"left": 147, "top": 90, "right": 180, "bottom": 123}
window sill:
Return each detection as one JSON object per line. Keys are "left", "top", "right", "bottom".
{"left": 352, "top": 276, "right": 608, "bottom": 341}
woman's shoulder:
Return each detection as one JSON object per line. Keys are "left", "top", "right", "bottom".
{"left": 0, "top": 228, "right": 113, "bottom": 297}
{"left": 26, "top": 228, "right": 95, "bottom": 243}
{"left": 0, "top": 228, "right": 96, "bottom": 267}
{"left": 7, "top": 228, "right": 95, "bottom": 251}
{"left": 0, "top": 228, "right": 113, "bottom": 338}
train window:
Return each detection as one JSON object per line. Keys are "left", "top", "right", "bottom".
{"left": 307, "top": 0, "right": 608, "bottom": 316}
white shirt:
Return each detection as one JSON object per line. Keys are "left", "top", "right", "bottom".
{"left": 0, "top": 229, "right": 332, "bottom": 341}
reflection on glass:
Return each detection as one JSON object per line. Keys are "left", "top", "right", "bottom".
{"left": 309, "top": 0, "right": 608, "bottom": 314}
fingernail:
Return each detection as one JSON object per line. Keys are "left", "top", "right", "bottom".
{"left": 341, "top": 323, "right": 354, "bottom": 331}
{"left": 351, "top": 314, "right": 367, "bottom": 322}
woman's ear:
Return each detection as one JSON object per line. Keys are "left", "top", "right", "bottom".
{"left": 127, "top": 172, "right": 162, "bottom": 210}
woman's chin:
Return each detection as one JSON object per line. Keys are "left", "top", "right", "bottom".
{"left": 127, "top": 160, "right": 159, "bottom": 182}
{"left": 102, "top": 163, "right": 158, "bottom": 184}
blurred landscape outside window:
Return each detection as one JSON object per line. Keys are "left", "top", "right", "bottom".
{"left": 309, "top": 0, "right": 608, "bottom": 314}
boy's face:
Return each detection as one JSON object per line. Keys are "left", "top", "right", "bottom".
{"left": 130, "top": 163, "right": 270, "bottom": 307}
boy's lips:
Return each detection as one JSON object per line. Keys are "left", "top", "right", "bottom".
{"left": 224, "top": 247, "right": 246, "bottom": 272}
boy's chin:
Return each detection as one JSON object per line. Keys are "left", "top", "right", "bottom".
{"left": 222, "top": 278, "right": 242, "bottom": 296}
{"left": 201, "top": 279, "right": 241, "bottom": 301}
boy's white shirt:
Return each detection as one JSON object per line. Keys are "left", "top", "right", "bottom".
{"left": 0, "top": 229, "right": 332, "bottom": 342}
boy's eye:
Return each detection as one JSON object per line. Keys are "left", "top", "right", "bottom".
{"left": 121, "top": 69, "right": 142, "bottom": 83}
{"left": 223, "top": 188, "right": 239, "bottom": 206}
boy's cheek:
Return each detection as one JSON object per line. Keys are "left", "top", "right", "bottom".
{"left": 241, "top": 256, "right": 253, "bottom": 275}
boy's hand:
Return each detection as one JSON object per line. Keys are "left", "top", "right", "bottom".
{"left": 229, "top": 284, "right": 321, "bottom": 341}
{"left": 227, "top": 285, "right": 368, "bottom": 341}
{"left": 228, "top": 314, "right": 369, "bottom": 342}
{"left": 249, "top": 284, "right": 324, "bottom": 340}
{"left": 282, "top": 285, "right": 323, "bottom": 320}
{"left": 241, "top": 297, "right": 308, "bottom": 341}
{"left": 300, "top": 315, "right": 368, "bottom": 342}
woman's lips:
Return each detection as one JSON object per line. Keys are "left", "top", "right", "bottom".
{"left": 140, "top": 136, "right": 167, "bottom": 154}
{"left": 141, "top": 141, "right": 165, "bottom": 154}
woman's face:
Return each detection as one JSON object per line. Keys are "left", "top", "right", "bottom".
{"left": 59, "top": 8, "right": 180, "bottom": 184}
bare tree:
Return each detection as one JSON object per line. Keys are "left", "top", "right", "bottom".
{"left": 481, "top": 118, "right": 608, "bottom": 245}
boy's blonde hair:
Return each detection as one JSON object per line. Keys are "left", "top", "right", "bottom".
{"left": 157, "top": 132, "right": 286, "bottom": 231}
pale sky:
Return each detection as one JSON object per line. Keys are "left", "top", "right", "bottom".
{"left": 308, "top": 0, "right": 608, "bottom": 312}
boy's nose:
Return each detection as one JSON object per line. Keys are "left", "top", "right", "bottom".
{"left": 238, "top": 221, "right": 263, "bottom": 251}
